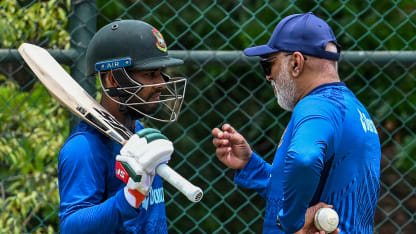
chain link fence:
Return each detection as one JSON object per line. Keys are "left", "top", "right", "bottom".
{"left": 0, "top": 0, "right": 415, "bottom": 233}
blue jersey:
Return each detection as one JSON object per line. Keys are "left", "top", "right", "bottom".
{"left": 235, "top": 82, "right": 380, "bottom": 233}
{"left": 58, "top": 120, "right": 167, "bottom": 233}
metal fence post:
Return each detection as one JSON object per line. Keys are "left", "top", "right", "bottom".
{"left": 69, "top": 0, "right": 97, "bottom": 128}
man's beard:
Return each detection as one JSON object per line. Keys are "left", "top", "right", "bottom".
{"left": 271, "top": 61, "right": 297, "bottom": 111}
{"left": 125, "top": 92, "right": 161, "bottom": 119}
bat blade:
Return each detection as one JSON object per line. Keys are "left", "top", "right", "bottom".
{"left": 18, "top": 43, "right": 131, "bottom": 145}
{"left": 18, "top": 43, "right": 202, "bottom": 203}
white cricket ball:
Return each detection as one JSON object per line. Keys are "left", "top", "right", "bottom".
{"left": 314, "top": 207, "right": 339, "bottom": 233}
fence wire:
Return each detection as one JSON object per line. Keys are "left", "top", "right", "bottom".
{"left": 0, "top": 0, "right": 415, "bottom": 233}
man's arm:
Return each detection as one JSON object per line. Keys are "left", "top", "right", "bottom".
{"left": 59, "top": 128, "right": 172, "bottom": 232}
{"left": 60, "top": 190, "right": 139, "bottom": 233}
{"left": 58, "top": 135, "right": 138, "bottom": 233}
{"left": 278, "top": 116, "right": 335, "bottom": 233}
{"left": 234, "top": 152, "right": 272, "bottom": 198}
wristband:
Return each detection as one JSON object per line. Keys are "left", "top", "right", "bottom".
{"left": 124, "top": 186, "right": 146, "bottom": 208}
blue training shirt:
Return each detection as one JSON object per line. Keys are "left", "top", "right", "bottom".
{"left": 235, "top": 82, "right": 380, "bottom": 233}
{"left": 58, "top": 120, "right": 167, "bottom": 233}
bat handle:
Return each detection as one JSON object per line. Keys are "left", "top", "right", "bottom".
{"left": 156, "top": 164, "right": 203, "bottom": 202}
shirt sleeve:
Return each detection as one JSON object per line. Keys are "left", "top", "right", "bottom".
{"left": 60, "top": 190, "right": 139, "bottom": 233}
{"left": 58, "top": 134, "right": 139, "bottom": 233}
{"left": 278, "top": 114, "right": 335, "bottom": 233}
{"left": 234, "top": 152, "right": 272, "bottom": 198}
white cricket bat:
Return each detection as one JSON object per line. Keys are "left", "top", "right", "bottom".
{"left": 18, "top": 43, "right": 203, "bottom": 203}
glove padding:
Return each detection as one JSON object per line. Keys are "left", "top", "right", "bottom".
{"left": 115, "top": 128, "right": 173, "bottom": 208}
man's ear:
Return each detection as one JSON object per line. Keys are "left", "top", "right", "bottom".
{"left": 290, "top": 52, "right": 305, "bottom": 78}
{"left": 103, "top": 71, "right": 118, "bottom": 87}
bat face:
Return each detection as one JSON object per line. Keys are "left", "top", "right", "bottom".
{"left": 18, "top": 43, "right": 132, "bottom": 145}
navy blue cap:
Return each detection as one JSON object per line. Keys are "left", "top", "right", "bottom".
{"left": 244, "top": 12, "right": 341, "bottom": 60}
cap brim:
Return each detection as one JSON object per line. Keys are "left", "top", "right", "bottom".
{"left": 244, "top": 45, "right": 279, "bottom": 57}
{"left": 133, "top": 56, "right": 184, "bottom": 70}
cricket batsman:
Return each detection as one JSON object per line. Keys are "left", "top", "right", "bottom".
{"left": 58, "top": 19, "right": 186, "bottom": 233}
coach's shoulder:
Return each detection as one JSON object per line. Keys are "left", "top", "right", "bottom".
{"left": 295, "top": 95, "right": 337, "bottom": 113}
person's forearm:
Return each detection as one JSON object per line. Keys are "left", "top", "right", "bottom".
{"left": 279, "top": 115, "right": 333, "bottom": 233}
{"left": 234, "top": 152, "right": 272, "bottom": 198}
{"left": 60, "top": 190, "right": 138, "bottom": 233}
{"left": 279, "top": 149, "right": 323, "bottom": 233}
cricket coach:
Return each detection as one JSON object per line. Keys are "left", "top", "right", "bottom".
{"left": 212, "top": 12, "right": 381, "bottom": 233}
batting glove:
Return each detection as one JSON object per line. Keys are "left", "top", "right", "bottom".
{"left": 115, "top": 128, "right": 173, "bottom": 208}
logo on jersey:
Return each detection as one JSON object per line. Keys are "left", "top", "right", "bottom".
{"left": 152, "top": 29, "right": 167, "bottom": 52}
{"left": 358, "top": 109, "right": 378, "bottom": 134}
{"left": 141, "top": 187, "right": 164, "bottom": 210}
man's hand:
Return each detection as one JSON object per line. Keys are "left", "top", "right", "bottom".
{"left": 115, "top": 128, "right": 173, "bottom": 208}
{"left": 212, "top": 123, "right": 252, "bottom": 170}
{"left": 294, "top": 202, "right": 340, "bottom": 234}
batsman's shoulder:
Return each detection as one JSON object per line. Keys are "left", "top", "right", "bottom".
{"left": 62, "top": 120, "right": 107, "bottom": 151}
{"left": 59, "top": 130, "right": 107, "bottom": 163}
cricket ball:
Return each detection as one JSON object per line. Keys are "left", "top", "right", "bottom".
{"left": 314, "top": 207, "right": 339, "bottom": 233}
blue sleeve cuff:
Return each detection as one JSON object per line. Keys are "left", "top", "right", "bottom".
{"left": 234, "top": 152, "right": 272, "bottom": 198}
{"left": 234, "top": 152, "right": 265, "bottom": 186}
{"left": 115, "top": 188, "right": 141, "bottom": 219}
{"left": 59, "top": 189, "right": 140, "bottom": 232}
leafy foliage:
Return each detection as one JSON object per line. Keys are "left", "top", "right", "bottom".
{"left": 0, "top": 77, "right": 70, "bottom": 232}
{"left": 0, "top": 0, "right": 70, "bottom": 232}
{"left": 0, "top": 0, "right": 70, "bottom": 48}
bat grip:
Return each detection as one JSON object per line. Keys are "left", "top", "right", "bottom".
{"left": 156, "top": 164, "right": 203, "bottom": 202}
